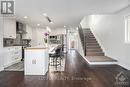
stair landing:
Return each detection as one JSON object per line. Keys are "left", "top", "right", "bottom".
{"left": 84, "top": 56, "right": 117, "bottom": 65}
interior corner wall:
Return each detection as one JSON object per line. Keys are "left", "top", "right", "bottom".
{"left": 31, "top": 28, "right": 46, "bottom": 47}
{"left": 80, "top": 16, "right": 90, "bottom": 29}
{"left": 88, "top": 6, "right": 130, "bottom": 70}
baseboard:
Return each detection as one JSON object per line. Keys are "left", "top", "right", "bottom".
{"left": 77, "top": 51, "right": 130, "bottom": 71}
{"left": 4, "top": 59, "right": 21, "bottom": 68}
{"left": 118, "top": 63, "right": 130, "bottom": 70}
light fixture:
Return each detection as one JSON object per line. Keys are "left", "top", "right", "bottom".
{"left": 46, "top": 26, "right": 51, "bottom": 32}
{"left": 43, "top": 13, "right": 47, "bottom": 17}
{"left": 64, "top": 26, "right": 66, "bottom": 28}
{"left": 50, "top": 22, "right": 54, "bottom": 24}
{"left": 37, "top": 24, "right": 40, "bottom": 26}
{"left": 76, "top": 27, "right": 78, "bottom": 30}
{"left": 23, "top": 16, "right": 28, "bottom": 19}
{"left": 43, "top": 13, "right": 53, "bottom": 23}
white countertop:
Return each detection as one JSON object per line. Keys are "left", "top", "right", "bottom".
{"left": 25, "top": 45, "right": 47, "bottom": 50}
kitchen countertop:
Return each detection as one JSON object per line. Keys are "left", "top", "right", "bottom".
{"left": 25, "top": 45, "right": 47, "bottom": 50}
{"left": 3, "top": 46, "right": 22, "bottom": 48}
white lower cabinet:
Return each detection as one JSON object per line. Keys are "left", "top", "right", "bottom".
{"left": 3, "top": 46, "right": 22, "bottom": 68}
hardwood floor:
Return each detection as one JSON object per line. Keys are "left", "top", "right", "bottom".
{"left": 0, "top": 50, "right": 130, "bottom": 87}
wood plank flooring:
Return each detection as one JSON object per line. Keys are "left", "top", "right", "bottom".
{"left": 0, "top": 50, "right": 130, "bottom": 87}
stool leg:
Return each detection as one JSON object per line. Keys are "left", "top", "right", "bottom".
{"left": 53, "top": 57, "right": 55, "bottom": 66}
{"left": 55, "top": 57, "right": 57, "bottom": 70}
{"left": 59, "top": 57, "right": 61, "bottom": 66}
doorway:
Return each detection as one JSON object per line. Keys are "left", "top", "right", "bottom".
{"left": 67, "top": 28, "right": 78, "bottom": 50}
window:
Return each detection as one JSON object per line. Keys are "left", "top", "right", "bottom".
{"left": 125, "top": 15, "right": 130, "bottom": 43}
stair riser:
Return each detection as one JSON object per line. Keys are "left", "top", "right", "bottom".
{"left": 86, "top": 46, "right": 100, "bottom": 47}
{"left": 87, "top": 33, "right": 93, "bottom": 35}
{"left": 85, "top": 32, "right": 92, "bottom": 33}
{"left": 87, "top": 39, "right": 96, "bottom": 41}
{"left": 87, "top": 37, "right": 95, "bottom": 39}
{"left": 87, "top": 50, "right": 102, "bottom": 52}
{"left": 87, "top": 34, "right": 94, "bottom": 37}
{"left": 87, "top": 41, "right": 97, "bottom": 43}
{"left": 87, "top": 53, "right": 104, "bottom": 56}
{"left": 87, "top": 44, "right": 99, "bottom": 46}
{"left": 84, "top": 30, "right": 91, "bottom": 32}
{"left": 86, "top": 47, "right": 101, "bottom": 49}
{"left": 87, "top": 49, "right": 102, "bottom": 52}
{"left": 87, "top": 43, "right": 99, "bottom": 45}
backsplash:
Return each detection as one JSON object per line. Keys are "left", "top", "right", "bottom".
{"left": 3, "top": 34, "right": 31, "bottom": 47}
{"left": 3, "top": 38, "right": 14, "bottom": 47}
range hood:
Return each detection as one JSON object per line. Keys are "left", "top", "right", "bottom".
{"left": 16, "top": 21, "right": 27, "bottom": 34}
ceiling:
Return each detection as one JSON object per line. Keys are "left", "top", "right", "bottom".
{"left": 15, "top": 0, "right": 130, "bottom": 29}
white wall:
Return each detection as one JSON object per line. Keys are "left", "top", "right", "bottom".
{"left": 31, "top": 28, "right": 47, "bottom": 47}
{"left": 0, "top": 17, "right": 4, "bottom": 71}
{"left": 77, "top": 30, "right": 84, "bottom": 57}
{"left": 81, "top": 6, "right": 130, "bottom": 70}
{"left": 80, "top": 16, "right": 90, "bottom": 29}
{"left": 50, "top": 28, "right": 66, "bottom": 36}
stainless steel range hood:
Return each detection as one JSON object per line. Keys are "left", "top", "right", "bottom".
{"left": 16, "top": 21, "right": 27, "bottom": 34}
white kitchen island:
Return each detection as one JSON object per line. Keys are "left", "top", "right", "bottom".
{"left": 24, "top": 47, "right": 49, "bottom": 75}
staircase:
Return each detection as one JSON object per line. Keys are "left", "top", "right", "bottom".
{"left": 81, "top": 28, "right": 117, "bottom": 65}
{"left": 83, "top": 29, "right": 104, "bottom": 56}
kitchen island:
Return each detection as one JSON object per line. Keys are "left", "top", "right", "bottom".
{"left": 24, "top": 47, "right": 49, "bottom": 75}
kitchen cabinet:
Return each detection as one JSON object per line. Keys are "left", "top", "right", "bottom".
{"left": 22, "top": 25, "right": 32, "bottom": 39}
{"left": 3, "top": 47, "right": 13, "bottom": 67}
{"left": 25, "top": 47, "right": 49, "bottom": 75}
{"left": 3, "top": 46, "right": 22, "bottom": 68}
{"left": 13, "top": 46, "right": 22, "bottom": 62}
{"left": 3, "top": 17, "right": 16, "bottom": 39}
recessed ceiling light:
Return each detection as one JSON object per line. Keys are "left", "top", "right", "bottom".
{"left": 76, "top": 27, "right": 78, "bottom": 30}
{"left": 43, "top": 13, "right": 47, "bottom": 16}
{"left": 64, "top": 26, "right": 66, "bottom": 28}
{"left": 23, "top": 16, "right": 28, "bottom": 19}
{"left": 37, "top": 24, "right": 40, "bottom": 26}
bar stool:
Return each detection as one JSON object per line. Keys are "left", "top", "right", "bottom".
{"left": 49, "top": 46, "right": 62, "bottom": 69}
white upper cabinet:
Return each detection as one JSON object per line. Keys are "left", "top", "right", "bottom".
{"left": 3, "top": 17, "right": 16, "bottom": 39}
{"left": 22, "top": 25, "right": 32, "bottom": 39}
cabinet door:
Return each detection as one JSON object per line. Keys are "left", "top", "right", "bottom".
{"left": 14, "top": 46, "right": 22, "bottom": 61}
{"left": 3, "top": 47, "right": 12, "bottom": 67}
{"left": 3, "top": 18, "right": 16, "bottom": 39}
